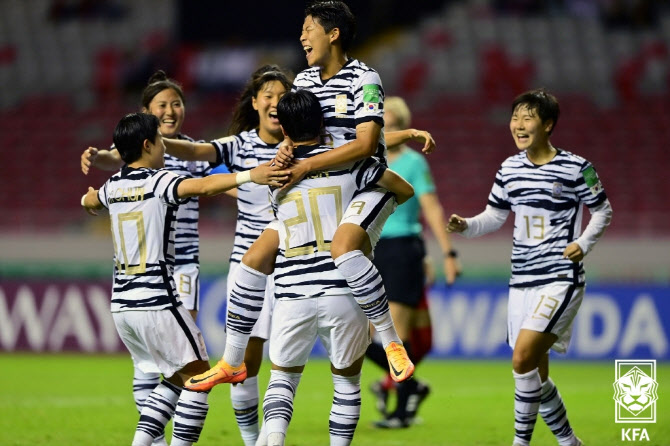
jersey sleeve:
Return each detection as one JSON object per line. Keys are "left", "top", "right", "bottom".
{"left": 353, "top": 70, "right": 384, "bottom": 127}
{"left": 98, "top": 181, "right": 110, "bottom": 209}
{"left": 576, "top": 161, "right": 608, "bottom": 208}
{"left": 487, "top": 166, "right": 511, "bottom": 210}
{"left": 154, "top": 170, "right": 186, "bottom": 206}
{"left": 210, "top": 136, "right": 241, "bottom": 172}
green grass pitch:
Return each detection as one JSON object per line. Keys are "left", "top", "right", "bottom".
{"left": 1, "top": 355, "right": 668, "bottom": 445}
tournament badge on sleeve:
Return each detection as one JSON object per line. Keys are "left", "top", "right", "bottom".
{"left": 613, "top": 359, "right": 658, "bottom": 424}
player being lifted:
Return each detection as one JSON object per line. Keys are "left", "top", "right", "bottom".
{"left": 81, "top": 113, "right": 289, "bottom": 446}
{"left": 262, "top": 89, "right": 413, "bottom": 446}
{"left": 186, "top": 0, "right": 433, "bottom": 393}
{"left": 448, "top": 89, "right": 612, "bottom": 446}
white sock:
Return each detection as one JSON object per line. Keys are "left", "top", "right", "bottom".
{"left": 263, "top": 370, "right": 301, "bottom": 442}
{"left": 329, "top": 373, "right": 361, "bottom": 446}
{"left": 133, "top": 380, "right": 181, "bottom": 446}
{"left": 171, "top": 389, "right": 209, "bottom": 446}
{"left": 512, "top": 368, "right": 542, "bottom": 446}
{"left": 334, "top": 250, "right": 399, "bottom": 347}
{"left": 540, "top": 378, "right": 577, "bottom": 446}
{"left": 231, "top": 375, "right": 260, "bottom": 446}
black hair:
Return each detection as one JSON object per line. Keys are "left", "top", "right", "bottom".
{"left": 228, "top": 64, "right": 294, "bottom": 136}
{"left": 141, "top": 70, "right": 185, "bottom": 110}
{"left": 113, "top": 113, "right": 160, "bottom": 164}
{"left": 277, "top": 90, "right": 322, "bottom": 143}
{"left": 305, "top": 1, "right": 356, "bottom": 52}
{"left": 511, "top": 88, "right": 560, "bottom": 134}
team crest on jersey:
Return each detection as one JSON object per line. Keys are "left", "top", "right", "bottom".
{"left": 187, "top": 161, "right": 198, "bottom": 173}
{"left": 335, "top": 94, "right": 348, "bottom": 114}
{"left": 552, "top": 182, "right": 563, "bottom": 197}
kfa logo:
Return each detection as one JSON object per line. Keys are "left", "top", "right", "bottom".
{"left": 613, "top": 359, "right": 658, "bottom": 423}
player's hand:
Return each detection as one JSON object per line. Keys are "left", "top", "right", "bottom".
{"left": 279, "top": 159, "right": 309, "bottom": 192}
{"left": 444, "top": 256, "right": 461, "bottom": 286}
{"left": 81, "top": 147, "right": 99, "bottom": 175}
{"left": 410, "top": 129, "right": 436, "bottom": 154}
{"left": 273, "top": 140, "right": 295, "bottom": 168}
{"left": 563, "top": 242, "right": 584, "bottom": 263}
{"left": 82, "top": 187, "right": 99, "bottom": 216}
{"left": 250, "top": 162, "right": 291, "bottom": 187}
{"left": 447, "top": 214, "right": 467, "bottom": 233}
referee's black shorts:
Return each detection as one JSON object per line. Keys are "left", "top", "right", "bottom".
{"left": 372, "top": 235, "right": 426, "bottom": 307}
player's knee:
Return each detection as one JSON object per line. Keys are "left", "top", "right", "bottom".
{"left": 512, "top": 348, "right": 538, "bottom": 373}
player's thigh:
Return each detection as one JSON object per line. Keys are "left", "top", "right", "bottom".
{"left": 333, "top": 188, "right": 397, "bottom": 258}
{"left": 175, "top": 263, "right": 200, "bottom": 314}
{"left": 241, "top": 225, "right": 279, "bottom": 275}
{"left": 508, "top": 283, "right": 584, "bottom": 354}
{"left": 269, "top": 298, "right": 318, "bottom": 368}
{"left": 113, "top": 305, "right": 208, "bottom": 379}
{"left": 317, "top": 294, "right": 370, "bottom": 370}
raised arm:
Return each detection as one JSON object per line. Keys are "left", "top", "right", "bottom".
{"left": 376, "top": 168, "right": 414, "bottom": 205}
{"left": 164, "top": 138, "right": 218, "bottom": 163}
{"left": 177, "top": 162, "right": 290, "bottom": 199}
{"left": 385, "top": 129, "right": 436, "bottom": 154}
{"left": 81, "top": 147, "right": 124, "bottom": 174}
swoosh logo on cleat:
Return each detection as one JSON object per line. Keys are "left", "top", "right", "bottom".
{"left": 390, "top": 363, "right": 404, "bottom": 377}
{"left": 188, "top": 372, "right": 217, "bottom": 384}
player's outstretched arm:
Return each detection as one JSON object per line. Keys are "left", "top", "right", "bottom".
{"left": 376, "top": 169, "right": 414, "bottom": 204}
{"left": 386, "top": 129, "right": 436, "bottom": 154}
{"left": 164, "top": 138, "right": 218, "bottom": 163}
{"left": 177, "top": 162, "right": 290, "bottom": 198}
{"left": 81, "top": 186, "right": 104, "bottom": 216}
{"left": 81, "top": 147, "right": 124, "bottom": 174}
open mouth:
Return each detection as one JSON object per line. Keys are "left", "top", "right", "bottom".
{"left": 303, "top": 45, "right": 313, "bottom": 57}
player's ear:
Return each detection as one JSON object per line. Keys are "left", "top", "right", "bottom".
{"left": 252, "top": 95, "right": 259, "bottom": 111}
{"left": 544, "top": 119, "right": 554, "bottom": 134}
{"left": 329, "top": 27, "right": 340, "bottom": 44}
{"left": 142, "top": 138, "right": 152, "bottom": 154}
{"left": 280, "top": 125, "right": 288, "bottom": 139}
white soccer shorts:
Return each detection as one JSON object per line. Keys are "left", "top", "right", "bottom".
{"left": 507, "top": 283, "right": 585, "bottom": 354}
{"left": 175, "top": 263, "right": 200, "bottom": 311}
{"left": 340, "top": 187, "right": 397, "bottom": 252}
{"left": 113, "top": 304, "right": 209, "bottom": 378}
{"left": 226, "top": 261, "right": 274, "bottom": 340}
{"left": 269, "top": 294, "right": 370, "bottom": 370}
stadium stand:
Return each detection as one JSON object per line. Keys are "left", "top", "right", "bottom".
{"left": 0, "top": 1, "right": 667, "bottom": 236}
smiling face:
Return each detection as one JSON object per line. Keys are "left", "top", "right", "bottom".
{"left": 253, "top": 80, "right": 287, "bottom": 143}
{"left": 143, "top": 88, "right": 185, "bottom": 138}
{"left": 300, "top": 15, "right": 332, "bottom": 68}
{"left": 509, "top": 104, "right": 552, "bottom": 152}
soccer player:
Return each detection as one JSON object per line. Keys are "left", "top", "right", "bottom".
{"left": 261, "top": 89, "right": 413, "bottom": 446}
{"left": 80, "top": 112, "right": 289, "bottom": 446}
{"left": 447, "top": 89, "right": 612, "bottom": 446}
{"left": 186, "top": 0, "right": 435, "bottom": 394}
{"left": 79, "top": 70, "right": 211, "bottom": 446}
{"left": 366, "top": 96, "right": 460, "bottom": 428}
{"left": 158, "top": 64, "right": 293, "bottom": 446}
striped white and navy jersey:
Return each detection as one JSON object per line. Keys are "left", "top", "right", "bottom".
{"left": 292, "top": 58, "right": 387, "bottom": 165}
{"left": 270, "top": 144, "right": 385, "bottom": 300}
{"left": 211, "top": 129, "right": 278, "bottom": 264}
{"left": 488, "top": 149, "right": 608, "bottom": 288}
{"left": 113, "top": 134, "right": 210, "bottom": 268}
{"left": 98, "top": 167, "right": 187, "bottom": 312}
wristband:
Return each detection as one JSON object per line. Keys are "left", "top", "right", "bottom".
{"left": 445, "top": 249, "right": 458, "bottom": 258}
{"left": 81, "top": 194, "right": 87, "bottom": 207}
{"left": 236, "top": 170, "right": 252, "bottom": 185}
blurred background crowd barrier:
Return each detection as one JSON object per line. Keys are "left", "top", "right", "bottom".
{"left": 0, "top": 0, "right": 668, "bottom": 356}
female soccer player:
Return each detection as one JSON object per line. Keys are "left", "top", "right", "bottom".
{"left": 158, "top": 64, "right": 293, "bottom": 446}
{"left": 80, "top": 71, "right": 211, "bottom": 446}
{"left": 448, "top": 89, "right": 611, "bottom": 446}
